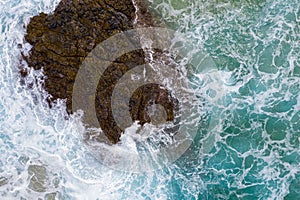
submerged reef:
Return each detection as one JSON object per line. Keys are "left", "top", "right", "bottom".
{"left": 23, "top": 0, "right": 177, "bottom": 143}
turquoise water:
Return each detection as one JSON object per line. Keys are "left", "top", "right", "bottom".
{"left": 0, "top": 0, "right": 300, "bottom": 199}
{"left": 147, "top": 0, "right": 300, "bottom": 198}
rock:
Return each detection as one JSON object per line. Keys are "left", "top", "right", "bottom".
{"left": 24, "top": 0, "right": 138, "bottom": 109}
{"left": 45, "top": 192, "right": 59, "bottom": 200}
{"left": 0, "top": 177, "right": 8, "bottom": 187}
{"left": 129, "top": 83, "right": 178, "bottom": 125}
{"left": 28, "top": 165, "right": 47, "bottom": 192}
{"left": 23, "top": 0, "right": 178, "bottom": 144}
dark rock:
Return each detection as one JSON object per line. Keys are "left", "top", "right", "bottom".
{"left": 129, "top": 83, "right": 179, "bottom": 125}
{"left": 24, "top": 0, "right": 136, "bottom": 108}
{"left": 28, "top": 165, "right": 47, "bottom": 192}
{"left": 23, "top": 0, "right": 178, "bottom": 144}
{"left": 0, "top": 177, "right": 8, "bottom": 187}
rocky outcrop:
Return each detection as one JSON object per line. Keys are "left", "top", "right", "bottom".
{"left": 23, "top": 0, "right": 178, "bottom": 143}
{"left": 24, "top": 0, "right": 138, "bottom": 109}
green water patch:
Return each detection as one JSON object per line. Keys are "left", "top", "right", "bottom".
{"left": 285, "top": 173, "right": 300, "bottom": 199}
{"left": 143, "top": 0, "right": 300, "bottom": 198}
{"left": 147, "top": 0, "right": 267, "bottom": 17}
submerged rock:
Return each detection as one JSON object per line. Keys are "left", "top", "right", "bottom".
{"left": 45, "top": 192, "right": 59, "bottom": 200}
{"left": 23, "top": 0, "right": 178, "bottom": 143}
{"left": 0, "top": 177, "right": 8, "bottom": 187}
{"left": 28, "top": 165, "right": 47, "bottom": 192}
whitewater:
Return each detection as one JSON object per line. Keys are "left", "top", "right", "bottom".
{"left": 0, "top": 0, "right": 300, "bottom": 199}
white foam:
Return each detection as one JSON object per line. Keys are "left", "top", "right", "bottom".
{"left": 0, "top": 0, "right": 299, "bottom": 199}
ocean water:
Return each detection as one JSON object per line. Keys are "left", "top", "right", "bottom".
{"left": 0, "top": 0, "right": 299, "bottom": 199}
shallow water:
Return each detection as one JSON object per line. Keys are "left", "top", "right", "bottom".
{"left": 0, "top": 0, "right": 299, "bottom": 199}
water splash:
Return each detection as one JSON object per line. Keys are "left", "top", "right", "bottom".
{"left": 146, "top": 0, "right": 300, "bottom": 199}
{"left": 0, "top": 0, "right": 299, "bottom": 199}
